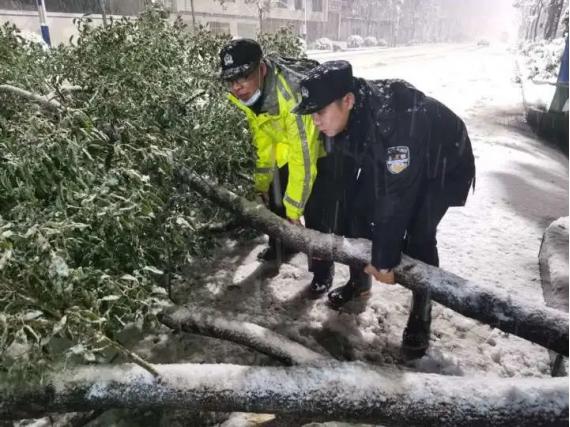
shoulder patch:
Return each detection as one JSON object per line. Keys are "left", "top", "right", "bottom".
{"left": 386, "top": 146, "right": 410, "bottom": 174}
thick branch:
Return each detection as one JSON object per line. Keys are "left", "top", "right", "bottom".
{"left": 158, "top": 305, "right": 327, "bottom": 365}
{"left": 0, "top": 84, "right": 63, "bottom": 111}
{"left": 0, "top": 362, "right": 567, "bottom": 425}
{"left": 180, "top": 170, "right": 569, "bottom": 356}
{"left": 16, "top": 410, "right": 105, "bottom": 427}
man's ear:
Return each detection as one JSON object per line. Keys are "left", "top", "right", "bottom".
{"left": 345, "top": 92, "right": 355, "bottom": 110}
{"left": 259, "top": 61, "right": 267, "bottom": 78}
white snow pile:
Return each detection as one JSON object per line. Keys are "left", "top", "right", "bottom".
{"left": 518, "top": 37, "right": 566, "bottom": 83}
{"left": 539, "top": 217, "right": 569, "bottom": 312}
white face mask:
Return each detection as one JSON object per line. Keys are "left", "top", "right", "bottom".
{"left": 240, "top": 88, "right": 262, "bottom": 107}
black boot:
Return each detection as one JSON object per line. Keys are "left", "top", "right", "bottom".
{"left": 257, "top": 244, "right": 279, "bottom": 261}
{"left": 402, "top": 290, "right": 432, "bottom": 360}
{"left": 327, "top": 268, "right": 371, "bottom": 310}
{"left": 307, "top": 262, "right": 334, "bottom": 299}
{"left": 257, "top": 239, "right": 297, "bottom": 262}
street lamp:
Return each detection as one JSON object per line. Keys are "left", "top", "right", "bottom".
{"left": 36, "top": 0, "right": 51, "bottom": 46}
{"left": 304, "top": 0, "right": 308, "bottom": 41}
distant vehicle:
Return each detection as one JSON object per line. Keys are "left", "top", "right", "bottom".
{"left": 477, "top": 39, "right": 490, "bottom": 47}
{"left": 364, "top": 36, "right": 378, "bottom": 47}
{"left": 313, "top": 37, "right": 333, "bottom": 50}
{"left": 347, "top": 35, "right": 364, "bottom": 48}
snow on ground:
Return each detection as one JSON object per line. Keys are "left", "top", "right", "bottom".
{"left": 119, "top": 43, "right": 568, "bottom": 425}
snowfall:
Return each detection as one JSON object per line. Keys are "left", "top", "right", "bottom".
{"left": 28, "top": 42, "right": 568, "bottom": 427}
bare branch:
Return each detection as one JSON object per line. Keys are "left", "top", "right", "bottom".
{"left": 159, "top": 305, "right": 328, "bottom": 365}
{"left": 0, "top": 84, "right": 64, "bottom": 111}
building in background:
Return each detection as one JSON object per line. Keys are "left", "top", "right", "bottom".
{"left": 0, "top": 0, "right": 528, "bottom": 46}
{"left": 173, "top": 0, "right": 329, "bottom": 40}
{"left": 0, "top": 0, "right": 144, "bottom": 44}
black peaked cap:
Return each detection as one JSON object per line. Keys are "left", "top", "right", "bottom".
{"left": 292, "top": 60, "right": 354, "bottom": 115}
{"left": 219, "top": 38, "right": 263, "bottom": 81}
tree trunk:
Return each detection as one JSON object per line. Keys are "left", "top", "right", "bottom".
{"left": 545, "top": 0, "right": 565, "bottom": 39}
{"left": 158, "top": 306, "right": 328, "bottom": 365}
{"left": 1, "top": 362, "right": 567, "bottom": 425}
{"left": 533, "top": 1, "right": 545, "bottom": 40}
{"left": 178, "top": 170, "right": 569, "bottom": 356}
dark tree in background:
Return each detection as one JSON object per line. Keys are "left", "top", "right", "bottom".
{"left": 515, "top": 0, "right": 568, "bottom": 41}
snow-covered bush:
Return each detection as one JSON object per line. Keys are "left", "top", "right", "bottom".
{"left": 377, "top": 38, "right": 388, "bottom": 47}
{"left": 364, "top": 36, "right": 378, "bottom": 46}
{"left": 313, "top": 37, "right": 333, "bottom": 50}
{"left": 347, "top": 34, "right": 364, "bottom": 48}
{"left": 258, "top": 26, "right": 307, "bottom": 57}
{"left": 519, "top": 37, "right": 566, "bottom": 82}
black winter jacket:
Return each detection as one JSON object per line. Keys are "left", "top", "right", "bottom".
{"left": 330, "top": 77, "right": 475, "bottom": 270}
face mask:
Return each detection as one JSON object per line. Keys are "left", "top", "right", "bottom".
{"left": 240, "top": 89, "right": 262, "bottom": 107}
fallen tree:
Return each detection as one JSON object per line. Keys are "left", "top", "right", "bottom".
{"left": 1, "top": 361, "right": 567, "bottom": 426}
{"left": 158, "top": 305, "right": 328, "bottom": 365}
{"left": 179, "top": 170, "right": 569, "bottom": 356}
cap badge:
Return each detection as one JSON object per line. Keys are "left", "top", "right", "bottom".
{"left": 224, "top": 54, "right": 234, "bottom": 66}
{"left": 301, "top": 86, "right": 309, "bottom": 98}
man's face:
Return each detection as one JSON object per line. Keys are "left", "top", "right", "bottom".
{"left": 311, "top": 93, "right": 354, "bottom": 137}
{"left": 226, "top": 62, "right": 265, "bottom": 101}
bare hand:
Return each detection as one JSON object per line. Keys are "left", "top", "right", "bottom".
{"left": 257, "top": 192, "right": 269, "bottom": 206}
{"left": 288, "top": 218, "right": 302, "bottom": 226}
{"left": 364, "top": 264, "right": 396, "bottom": 285}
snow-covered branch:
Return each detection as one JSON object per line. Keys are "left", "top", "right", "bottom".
{"left": 179, "top": 170, "right": 569, "bottom": 356}
{"left": 159, "top": 305, "right": 328, "bottom": 365}
{"left": 1, "top": 362, "right": 567, "bottom": 425}
{"left": 0, "top": 84, "right": 63, "bottom": 111}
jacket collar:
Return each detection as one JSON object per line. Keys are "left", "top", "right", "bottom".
{"left": 258, "top": 60, "right": 280, "bottom": 116}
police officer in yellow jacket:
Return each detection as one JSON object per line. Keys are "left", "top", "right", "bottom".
{"left": 219, "top": 39, "right": 330, "bottom": 290}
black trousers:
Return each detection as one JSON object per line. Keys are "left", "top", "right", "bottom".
{"left": 304, "top": 156, "right": 337, "bottom": 281}
{"left": 267, "top": 165, "right": 288, "bottom": 252}
{"left": 268, "top": 166, "right": 288, "bottom": 218}
{"left": 304, "top": 155, "right": 371, "bottom": 288}
{"left": 305, "top": 154, "right": 449, "bottom": 308}
{"left": 402, "top": 188, "right": 449, "bottom": 325}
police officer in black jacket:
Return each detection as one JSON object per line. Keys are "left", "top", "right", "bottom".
{"left": 295, "top": 61, "right": 475, "bottom": 359}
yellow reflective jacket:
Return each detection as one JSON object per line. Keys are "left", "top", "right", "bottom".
{"left": 229, "top": 58, "right": 323, "bottom": 220}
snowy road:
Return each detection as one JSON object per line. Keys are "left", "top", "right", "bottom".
{"left": 157, "top": 44, "right": 568, "bottom": 385}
